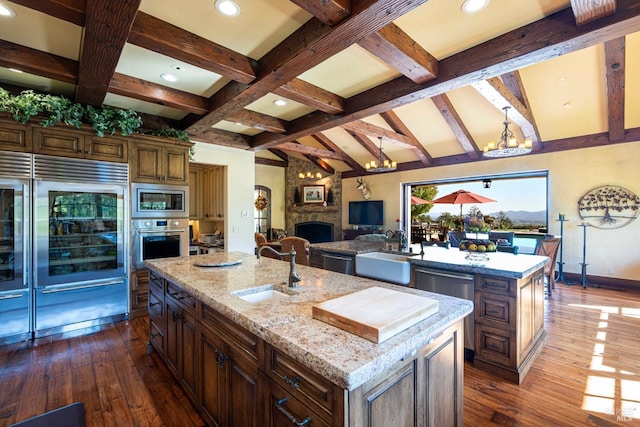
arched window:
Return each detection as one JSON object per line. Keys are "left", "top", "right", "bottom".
{"left": 254, "top": 185, "right": 271, "bottom": 240}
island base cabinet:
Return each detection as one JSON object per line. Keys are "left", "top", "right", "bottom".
{"left": 262, "top": 379, "right": 331, "bottom": 427}
{"left": 347, "top": 319, "right": 463, "bottom": 427}
{"left": 166, "top": 298, "right": 199, "bottom": 405}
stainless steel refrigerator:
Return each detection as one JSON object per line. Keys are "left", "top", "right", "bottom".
{"left": 0, "top": 152, "right": 129, "bottom": 343}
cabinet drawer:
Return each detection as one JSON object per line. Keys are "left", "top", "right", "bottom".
{"left": 148, "top": 269, "right": 163, "bottom": 293}
{"left": 166, "top": 281, "right": 197, "bottom": 313}
{"left": 149, "top": 289, "right": 164, "bottom": 324}
{"left": 132, "top": 269, "right": 149, "bottom": 291}
{"left": 132, "top": 289, "right": 148, "bottom": 312}
{"left": 149, "top": 318, "right": 165, "bottom": 357}
{"left": 265, "top": 344, "right": 337, "bottom": 421}
{"left": 475, "top": 292, "right": 516, "bottom": 331}
{"left": 265, "top": 378, "right": 331, "bottom": 427}
{"left": 201, "top": 303, "right": 259, "bottom": 360}
{"left": 476, "top": 274, "right": 516, "bottom": 297}
{"left": 475, "top": 324, "right": 516, "bottom": 368}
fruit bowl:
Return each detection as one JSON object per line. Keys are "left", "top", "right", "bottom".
{"left": 458, "top": 239, "right": 497, "bottom": 253}
{"left": 465, "top": 252, "right": 490, "bottom": 267}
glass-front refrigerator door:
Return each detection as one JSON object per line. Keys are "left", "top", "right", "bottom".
{"left": 34, "top": 181, "right": 126, "bottom": 287}
{"left": 0, "top": 179, "right": 29, "bottom": 344}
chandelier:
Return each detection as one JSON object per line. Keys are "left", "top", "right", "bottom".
{"left": 298, "top": 171, "right": 322, "bottom": 179}
{"left": 483, "top": 106, "right": 532, "bottom": 158}
{"left": 365, "top": 137, "right": 397, "bottom": 172}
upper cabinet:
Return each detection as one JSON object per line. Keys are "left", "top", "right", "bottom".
{"left": 130, "top": 138, "right": 190, "bottom": 185}
{"left": 33, "top": 127, "right": 128, "bottom": 163}
{"left": 189, "top": 163, "right": 225, "bottom": 221}
{"left": 0, "top": 119, "right": 32, "bottom": 153}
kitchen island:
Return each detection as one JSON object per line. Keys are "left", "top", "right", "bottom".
{"left": 309, "top": 241, "right": 548, "bottom": 383}
{"left": 146, "top": 252, "right": 472, "bottom": 427}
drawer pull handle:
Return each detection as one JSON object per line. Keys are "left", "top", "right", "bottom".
{"left": 488, "top": 343, "right": 500, "bottom": 350}
{"left": 150, "top": 332, "right": 160, "bottom": 339}
{"left": 487, "top": 309, "right": 499, "bottom": 315}
{"left": 217, "top": 351, "right": 230, "bottom": 368}
{"left": 485, "top": 282, "right": 501, "bottom": 287}
{"left": 275, "top": 397, "right": 311, "bottom": 426}
{"left": 172, "top": 312, "right": 182, "bottom": 322}
{"left": 149, "top": 301, "right": 160, "bottom": 307}
{"left": 284, "top": 375, "right": 300, "bottom": 389}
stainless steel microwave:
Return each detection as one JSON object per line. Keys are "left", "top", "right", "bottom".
{"left": 131, "top": 183, "right": 189, "bottom": 218}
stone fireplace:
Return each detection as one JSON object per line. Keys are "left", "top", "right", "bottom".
{"left": 295, "top": 221, "right": 334, "bottom": 243}
{"left": 285, "top": 158, "right": 342, "bottom": 241}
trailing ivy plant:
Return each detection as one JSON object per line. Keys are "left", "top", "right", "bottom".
{"left": 0, "top": 87, "right": 189, "bottom": 141}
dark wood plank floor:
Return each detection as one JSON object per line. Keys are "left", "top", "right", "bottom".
{"left": 0, "top": 283, "right": 639, "bottom": 426}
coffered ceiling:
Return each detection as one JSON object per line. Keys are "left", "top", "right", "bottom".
{"left": 0, "top": 0, "right": 638, "bottom": 178}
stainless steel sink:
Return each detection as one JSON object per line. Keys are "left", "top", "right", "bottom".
{"left": 231, "top": 284, "right": 297, "bottom": 304}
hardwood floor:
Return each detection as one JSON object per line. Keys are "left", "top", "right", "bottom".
{"left": 0, "top": 283, "right": 638, "bottom": 426}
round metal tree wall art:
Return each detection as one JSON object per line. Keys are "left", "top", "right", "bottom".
{"left": 578, "top": 185, "right": 640, "bottom": 229}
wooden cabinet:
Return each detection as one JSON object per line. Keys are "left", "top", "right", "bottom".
{"left": 0, "top": 119, "right": 32, "bottom": 152}
{"left": 473, "top": 269, "right": 545, "bottom": 384}
{"left": 189, "top": 165, "right": 203, "bottom": 220}
{"left": 130, "top": 269, "right": 149, "bottom": 319}
{"left": 202, "top": 166, "right": 225, "bottom": 220}
{"left": 130, "top": 139, "right": 189, "bottom": 184}
{"left": 33, "top": 127, "right": 128, "bottom": 162}
{"left": 148, "top": 271, "right": 465, "bottom": 427}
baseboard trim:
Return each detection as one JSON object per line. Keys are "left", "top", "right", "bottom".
{"left": 560, "top": 273, "right": 640, "bottom": 292}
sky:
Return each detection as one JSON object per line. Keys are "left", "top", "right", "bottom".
{"left": 421, "top": 177, "right": 547, "bottom": 217}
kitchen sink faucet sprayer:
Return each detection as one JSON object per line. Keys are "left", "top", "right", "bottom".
{"left": 257, "top": 246, "right": 301, "bottom": 288}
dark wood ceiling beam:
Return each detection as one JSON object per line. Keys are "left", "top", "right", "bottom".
{"left": 304, "top": 154, "right": 335, "bottom": 175}
{"left": 379, "top": 110, "right": 433, "bottom": 167}
{"left": 358, "top": 23, "right": 438, "bottom": 84}
{"left": 471, "top": 77, "right": 541, "bottom": 150}
{"left": 75, "top": 0, "right": 141, "bottom": 106}
{"left": 268, "top": 149, "right": 289, "bottom": 161}
{"left": 255, "top": 157, "right": 287, "bottom": 167}
{"left": 226, "top": 110, "right": 288, "bottom": 134}
{"left": 186, "top": 0, "right": 430, "bottom": 135}
{"left": 0, "top": 40, "right": 77, "bottom": 84}
{"left": 109, "top": 73, "right": 209, "bottom": 114}
{"left": 310, "top": 133, "right": 365, "bottom": 173}
{"left": 7, "top": 0, "right": 86, "bottom": 26}
{"left": 129, "top": 12, "right": 256, "bottom": 84}
{"left": 273, "top": 78, "right": 345, "bottom": 114}
{"left": 570, "top": 0, "right": 617, "bottom": 26}
{"left": 252, "top": 1, "right": 640, "bottom": 149}
{"left": 605, "top": 37, "right": 625, "bottom": 143}
{"left": 274, "top": 142, "right": 347, "bottom": 161}
{"left": 431, "top": 95, "right": 481, "bottom": 160}
{"left": 289, "top": 0, "right": 351, "bottom": 26}
{"left": 500, "top": 71, "right": 543, "bottom": 145}
{"left": 347, "top": 130, "right": 393, "bottom": 164}
{"left": 341, "top": 120, "right": 416, "bottom": 148}
{"left": 190, "top": 128, "right": 252, "bottom": 149}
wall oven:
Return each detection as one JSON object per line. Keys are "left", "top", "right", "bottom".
{"left": 131, "top": 183, "right": 189, "bottom": 218}
{"left": 132, "top": 218, "right": 189, "bottom": 270}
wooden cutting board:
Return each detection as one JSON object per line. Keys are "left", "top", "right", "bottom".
{"left": 312, "top": 286, "right": 439, "bottom": 343}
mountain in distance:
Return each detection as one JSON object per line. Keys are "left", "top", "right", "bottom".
{"left": 489, "top": 210, "right": 547, "bottom": 225}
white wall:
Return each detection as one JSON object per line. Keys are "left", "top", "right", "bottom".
{"left": 343, "top": 143, "right": 640, "bottom": 281}
{"left": 191, "top": 141, "right": 255, "bottom": 255}
{"left": 255, "top": 164, "right": 286, "bottom": 229}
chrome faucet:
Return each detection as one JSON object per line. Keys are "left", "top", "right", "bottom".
{"left": 257, "top": 246, "right": 301, "bottom": 288}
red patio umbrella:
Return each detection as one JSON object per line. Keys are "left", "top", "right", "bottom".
{"left": 431, "top": 189, "right": 496, "bottom": 218}
{"left": 410, "top": 195, "right": 430, "bottom": 205}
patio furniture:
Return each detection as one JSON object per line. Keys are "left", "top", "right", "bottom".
{"left": 534, "top": 238, "right": 561, "bottom": 297}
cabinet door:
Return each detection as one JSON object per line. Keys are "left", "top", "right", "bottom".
{"left": 227, "top": 347, "right": 260, "bottom": 427}
{"left": 131, "top": 141, "right": 162, "bottom": 182}
{"left": 202, "top": 166, "right": 225, "bottom": 220}
{"left": 0, "top": 120, "right": 32, "bottom": 152}
{"left": 165, "top": 299, "right": 181, "bottom": 378}
{"left": 201, "top": 327, "right": 227, "bottom": 427}
{"left": 85, "top": 135, "right": 128, "bottom": 163}
{"left": 33, "top": 127, "right": 84, "bottom": 158}
{"left": 533, "top": 271, "right": 545, "bottom": 335}
{"left": 164, "top": 145, "right": 189, "bottom": 185}
{"left": 180, "top": 309, "right": 199, "bottom": 404}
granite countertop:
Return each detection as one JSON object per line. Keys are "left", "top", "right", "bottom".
{"left": 145, "top": 252, "right": 472, "bottom": 390}
{"left": 408, "top": 246, "right": 548, "bottom": 279}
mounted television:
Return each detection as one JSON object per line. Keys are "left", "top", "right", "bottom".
{"left": 349, "top": 200, "right": 384, "bottom": 226}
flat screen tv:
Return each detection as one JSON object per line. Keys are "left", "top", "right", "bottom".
{"left": 349, "top": 200, "right": 384, "bottom": 226}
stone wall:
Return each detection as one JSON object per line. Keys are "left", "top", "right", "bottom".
{"left": 285, "top": 158, "right": 342, "bottom": 241}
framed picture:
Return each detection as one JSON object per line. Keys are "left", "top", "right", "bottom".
{"left": 302, "top": 185, "right": 325, "bottom": 204}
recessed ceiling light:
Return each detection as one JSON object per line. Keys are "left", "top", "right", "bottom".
{"left": 461, "top": 0, "right": 489, "bottom": 14}
{"left": 273, "top": 99, "right": 287, "bottom": 107}
{"left": 160, "top": 73, "right": 179, "bottom": 82}
{"left": 0, "top": 3, "right": 16, "bottom": 17}
{"left": 9, "top": 68, "right": 23, "bottom": 73}
{"left": 214, "top": 0, "right": 241, "bottom": 17}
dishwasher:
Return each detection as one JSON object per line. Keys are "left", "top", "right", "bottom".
{"left": 415, "top": 268, "right": 475, "bottom": 358}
